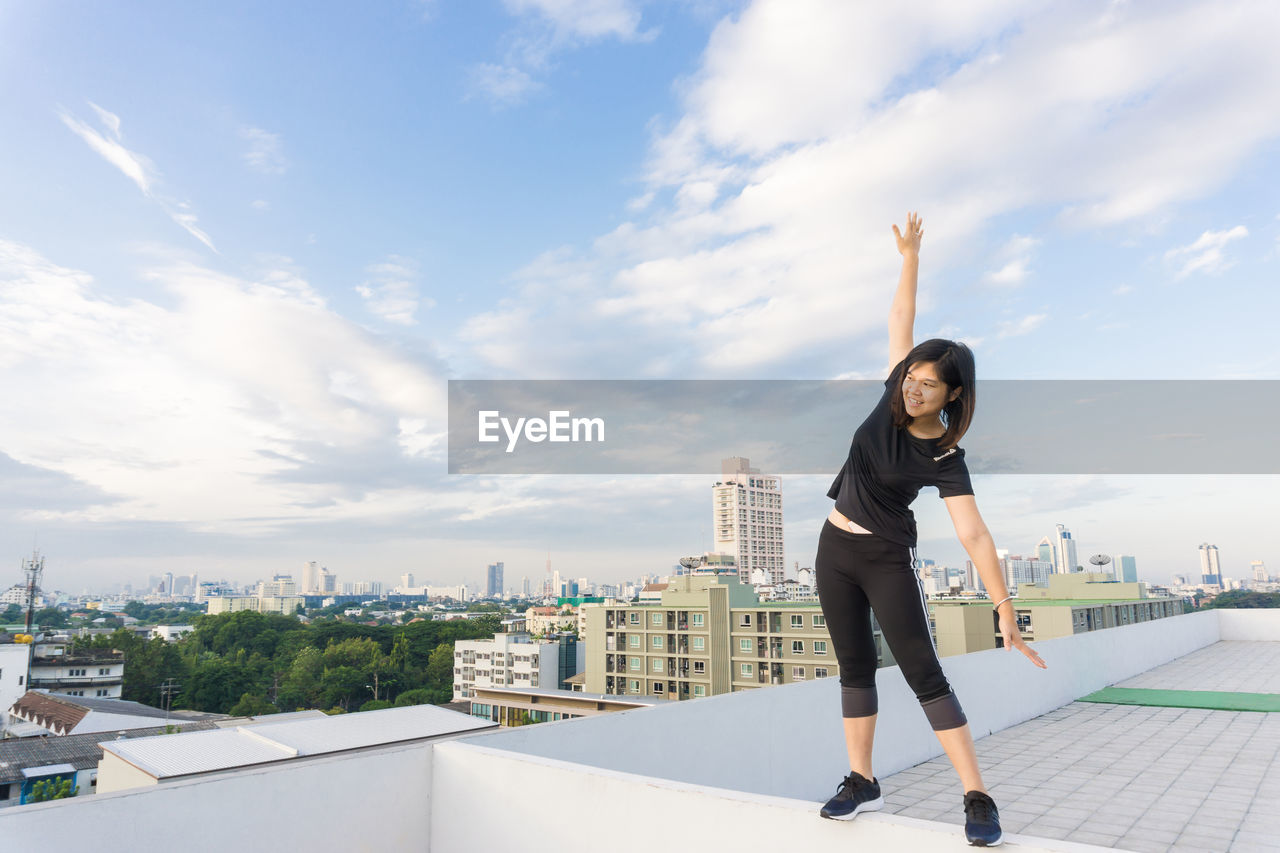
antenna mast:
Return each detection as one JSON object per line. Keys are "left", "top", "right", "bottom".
{"left": 22, "top": 549, "right": 45, "bottom": 634}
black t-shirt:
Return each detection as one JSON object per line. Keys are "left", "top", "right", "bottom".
{"left": 826, "top": 359, "right": 974, "bottom": 547}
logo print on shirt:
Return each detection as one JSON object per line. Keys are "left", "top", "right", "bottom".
{"left": 932, "top": 448, "right": 957, "bottom": 463}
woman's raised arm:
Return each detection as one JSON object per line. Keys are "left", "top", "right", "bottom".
{"left": 888, "top": 212, "right": 923, "bottom": 371}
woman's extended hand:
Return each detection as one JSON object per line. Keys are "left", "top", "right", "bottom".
{"left": 892, "top": 211, "right": 924, "bottom": 257}
{"left": 999, "top": 611, "right": 1048, "bottom": 669}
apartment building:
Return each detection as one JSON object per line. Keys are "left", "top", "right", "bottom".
{"left": 929, "top": 572, "right": 1182, "bottom": 657}
{"left": 453, "top": 632, "right": 583, "bottom": 701}
{"left": 584, "top": 575, "right": 893, "bottom": 701}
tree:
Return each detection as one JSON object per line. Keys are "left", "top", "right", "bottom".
{"left": 28, "top": 776, "right": 79, "bottom": 802}
{"left": 359, "top": 699, "right": 394, "bottom": 712}
{"left": 1202, "top": 590, "right": 1280, "bottom": 609}
{"left": 394, "top": 688, "right": 433, "bottom": 707}
{"left": 33, "top": 607, "right": 69, "bottom": 628}
{"left": 228, "top": 692, "right": 279, "bottom": 716}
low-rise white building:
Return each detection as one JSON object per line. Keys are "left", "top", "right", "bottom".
{"left": 453, "top": 632, "right": 583, "bottom": 701}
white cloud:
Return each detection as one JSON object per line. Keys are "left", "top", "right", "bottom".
{"left": 0, "top": 239, "right": 446, "bottom": 531}
{"left": 503, "top": 0, "right": 646, "bottom": 42}
{"left": 983, "top": 235, "right": 1040, "bottom": 286}
{"left": 251, "top": 199, "right": 270, "bottom": 211}
{"left": 996, "top": 313, "right": 1047, "bottom": 338}
{"left": 466, "top": 63, "right": 543, "bottom": 106}
{"left": 1164, "top": 225, "right": 1248, "bottom": 278}
{"left": 59, "top": 108, "right": 153, "bottom": 195}
{"left": 459, "top": 0, "right": 1280, "bottom": 377}
{"left": 241, "top": 126, "right": 288, "bottom": 174}
{"left": 471, "top": 0, "right": 650, "bottom": 104}
{"left": 59, "top": 104, "right": 217, "bottom": 251}
{"left": 356, "top": 256, "right": 432, "bottom": 325}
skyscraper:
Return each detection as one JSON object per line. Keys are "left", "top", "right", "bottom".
{"left": 713, "top": 457, "right": 785, "bottom": 586}
{"left": 1199, "top": 543, "right": 1222, "bottom": 588}
{"left": 1251, "top": 561, "right": 1267, "bottom": 583}
{"left": 1115, "top": 554, "right": 1138, "bottom": 584}
{"left": 1051, "top": 524, "right": 1078, "bottom": 574}
{"left": 302, "top": 561, "right": 320, "bottom": 594}
{"left": 401, "top": 572, "right": 415, "bottom": 590}
{"left": 487, "top": 562, "right": 505, "bottom": 598}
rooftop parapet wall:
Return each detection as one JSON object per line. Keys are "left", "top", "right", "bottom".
{"left": 462, "top": 609, "right": 1223, "bottom": 802}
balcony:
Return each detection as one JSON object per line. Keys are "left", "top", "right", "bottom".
{"left": 3, "top": 609, "right": 1275, "bottom": 852}
{"left": 28, "top": 674, "right": 121, "bottom": 687}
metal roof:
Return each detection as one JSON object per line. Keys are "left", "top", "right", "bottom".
{"left": 20, "top": 763, "right": 76, "bottom": 779}
{"left": 100, "top": 704, "right": 496, "bottom": 780}
{"left": 0, "top": 721, "right": 220, "bottom": 785}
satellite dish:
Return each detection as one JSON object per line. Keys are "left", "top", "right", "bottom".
{"left": 1089, "top": 555, "right": 1111, "bottom": 567}
{"left": 679, "top": 557, "right": 702, "bottom": 570}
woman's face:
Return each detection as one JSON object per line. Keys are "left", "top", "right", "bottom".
{"left": 903, "top": 361, "right": 960, "bottom": 419}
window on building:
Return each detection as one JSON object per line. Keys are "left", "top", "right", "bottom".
{"left": 652, "top": 659, "right": 663, "bottom": 672}
{"left": 629, "top": 634, "right": 641, "bottom": 648}
{"left": 629, "top": 680, "right": 640, "bottom": 694}
{"left": 651, "top": 612, "right": 663, "bottom": 625}
{"left": 693, "top": 661, "right": 705, "bottom": 674}
{"left": 792, "top": 666, "right": 806, "bottom": 680}
{"left": 629, "top": 612, "right": 639, "bottom": 624}
{"left": 692, "top": 637, "right": 705, "bottom": 651}
{"left": 814, "top": 640, "right": 827, "bottom": 656}
{"left": 693, "top": 685, "right": 706, "bottom": 697}
{"left": 653, "top": 683, "right": 665, "bottom": 695}
{"left": 99, "top": 667, "right": 110, "bottom": 675}
{"left": 790, "top": 614, "right": 803, "bottom": 628}
{"left": 815, "top": 667, "right": 829, "bottom": 678}
{"left": 740, "top": 663, "right": 753, "bottom": 677}
{"left": 813, "top": 614, "right": 826, "bottom": 627}
{"left": 739, "top": 638, "right": 752, "bottom": 653}
{"left": 739, "top": 613, "right": 751, "bottom": 626}
{"left": 652, "top": 636, "right": 663, "bottom": 649}
{"left": 691, "top": 613, "right": 704, "bottom": 628}
{"left": 630, "top": 657, "right": 640, "bottom": 671}
{"left": 792, "top": 640, "right": 804, "bottom": 654}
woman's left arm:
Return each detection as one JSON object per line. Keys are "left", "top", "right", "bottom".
{"left": 943, "top": 495, "right": 1048, "bottom": 669}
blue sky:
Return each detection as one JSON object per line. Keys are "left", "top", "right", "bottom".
{"left": 1, "top": 0, "right": 1279, "bottom": 594}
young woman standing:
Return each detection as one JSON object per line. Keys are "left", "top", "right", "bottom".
{"left": 815, "top": 213, "right": 1047, "bottom": 847}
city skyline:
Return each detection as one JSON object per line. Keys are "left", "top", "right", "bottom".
{"left": 2, "top": 2, "right": 1279, "bottom": 593}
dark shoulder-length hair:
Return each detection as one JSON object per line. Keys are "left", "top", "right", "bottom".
{"left": 887, "top": 338, "right": 976, "bottom": 452}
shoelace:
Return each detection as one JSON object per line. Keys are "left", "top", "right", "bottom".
{"left": 836, "top": 773, "right": 870, "bottom": 797}
{"left": 966, "top": 795, "right": 997, "bottom": 824}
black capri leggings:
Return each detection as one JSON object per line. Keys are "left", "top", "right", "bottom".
{"left": 815, "top": 517, "right": 967, "bottom": 731}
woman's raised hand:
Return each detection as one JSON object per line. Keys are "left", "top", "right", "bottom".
{"left": 892, "top": 212, "right": 924, "bottom": 257}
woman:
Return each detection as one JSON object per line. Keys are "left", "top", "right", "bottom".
{"left": 815, "top": 212, "right": 1047, "bottom": 847}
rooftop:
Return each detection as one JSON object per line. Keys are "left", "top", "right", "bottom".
{"left": 1, "top": 608, "right": 1275, "bottom": 852}
{"left": 878, "top": 641, "right": 1280, "bottom": 851}
{"left": 100, "top": 704, "right": 496, "bottom": 782}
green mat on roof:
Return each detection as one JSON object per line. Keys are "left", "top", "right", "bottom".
{"left": 1079, "top": 687, "right": 1280, "bottom": 712}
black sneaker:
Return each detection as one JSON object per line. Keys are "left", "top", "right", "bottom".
{"left": 963, "top": 790, "right": 1003, "bottom": 846}
{"left": 819, "top": 771, "right": 883, "bottom": 820}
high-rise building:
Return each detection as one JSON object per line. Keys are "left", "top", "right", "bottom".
{"left": 1199, "top": 543, "right": 1222, "bottom": 588}
{"left": 1251, "top": 561, "right": 1267, "bottom": 583}
{"left": 713, "top": 457, "right": 785, "bottom": 586}
{"left": 487, "top": 562, "right": 505, "bottom": 598}
{"left": 1115, "top": 554, "right": 1138, "bottom": 584}
{"left": 162, "top": 572, "right": 174, "bottom": 597}
{"left": 301, "top": 562, "right": 321, "bottom": 594}
{"left": 401, "top": 572, "right": 415, "bottom": 590}
{"left": 320, "top": 568, "right": 337, "bottom": 594}
{"left": 1051, "top": 525, "right": 1078, "bottom": 574}
{"left": 522, "top": 577, "right": 531, "bottom": 597}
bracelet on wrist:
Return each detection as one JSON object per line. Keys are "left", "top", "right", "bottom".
{"left": 993, "top": 595, "right": 1014, "bottom": 611}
